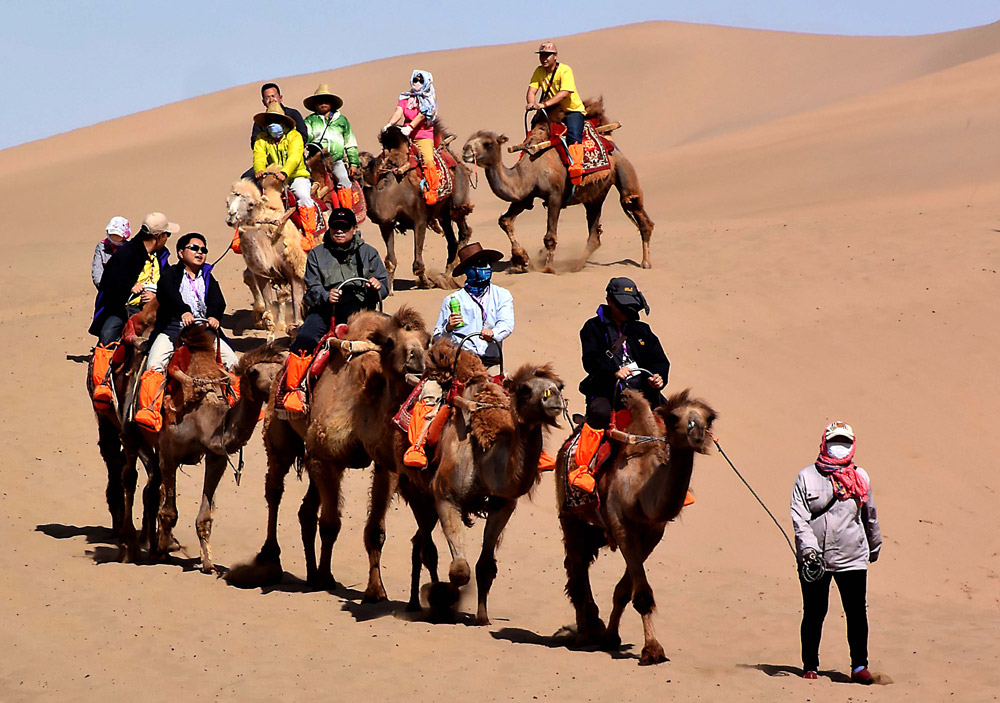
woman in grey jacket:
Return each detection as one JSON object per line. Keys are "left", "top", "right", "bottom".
{"left": 790, "top": 421, "right": 881, "bottom": 685}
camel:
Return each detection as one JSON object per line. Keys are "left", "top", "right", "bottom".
{"left": 358, "top": 122, "right": 474, "bottom": 290}
{"left": 225, "top": 165, "right": 308, "bottom": 336}
{"left": 154, "top": 325, "right": 287, "bottom": 573}
{"left": 556, "top": 389, "right": 716, "bottom": 665}
{"left": 399, "top": 339, "right": 566, "bottom": 623}
{"left": 462, "top": 99, "right": 654, "bottom": 273}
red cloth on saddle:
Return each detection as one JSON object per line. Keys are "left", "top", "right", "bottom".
{"left": 549, "top": 120, "right": 614, "bottom": 175}
{"left": 407, "top": 145, "right": 456, "bottom": 199}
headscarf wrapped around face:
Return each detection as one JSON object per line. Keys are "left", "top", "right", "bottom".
{"left": 400, "top": 70, "right": 437, "bottom": 123}
{"left": 464, "top": 265, "right": 492, "bottom": 297}
{"left": 815, "top": 428, "right": 870, "bottom": 504}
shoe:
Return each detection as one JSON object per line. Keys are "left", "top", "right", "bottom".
{"left": 851, "top": 667, "right": 874, "bottom": 685}
{"left": 802, "top": 671, "right": 818, "bottom": 680}
{"left": 568, "top": 466, "right": 596, "bottom": 493}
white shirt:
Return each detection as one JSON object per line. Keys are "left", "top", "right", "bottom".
{"left": 179, "top": 268, "right": 208, "bottom": 319}
{"left": 432, "top": 285, "right": 514, "bottom": 359}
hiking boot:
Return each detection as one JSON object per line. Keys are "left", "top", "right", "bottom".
{"left": 851, "top": 668, "right": 874, "bottom": 685}
{"left": 802, "top": 671, "right": 818, "bottom": 680}
{"left": 134, "top": 369, "right": 166, "bottom": 433}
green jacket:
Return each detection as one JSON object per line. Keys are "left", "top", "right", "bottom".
{"left": 305, "top": 112, "right": 360, "bottom": 167}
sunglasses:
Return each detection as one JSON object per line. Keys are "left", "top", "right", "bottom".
{"left": 185, "top": 245, "right": 209, "bottom": 254}
{"left": 538, "top": 52, "right": 556, "bottom": 58}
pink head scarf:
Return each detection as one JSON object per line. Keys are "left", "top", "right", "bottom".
{"left": 815, "top": 421, "right": 870, "bottom": 504}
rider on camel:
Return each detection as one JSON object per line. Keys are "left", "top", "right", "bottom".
{"left": 92, "top": 216, "right": 131, "bottom": 289}
{"left": 252, "top": 102, "right": 320, "bottom": 251}
{"left": 402, "top": 242, "right": 514, "bottom": 468}
{"left": 88, "top": 213, "right": 175, "bottom": 409}
{"left": 525, "top": 41, "right": 588, "bottom": 186}
{"left": 278, "top": 207, "right": 389, "bottom": 415}
{"left": 383, "top": 69, "right": 441, "bottom": 205}
{"left": 570, "top": 277, "right": 670, "bottom": 492}
{"left": 134, "top": 233, "right": 239, "bottom": 433}
{"left": 304, "top": 84, "right": 359, "bottom": 212}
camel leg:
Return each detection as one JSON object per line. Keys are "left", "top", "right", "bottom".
{"left": 288, "top": 275, "right": 306, "bottom": 330}
{"left": 257, "top": 274, "right": 278, "bottom": 339}
{"left": 474, "top": 498, "right": 517, "bottom": 626}
{"left": 542, "top": 193, "right": 563, "bottom": 274}
{"left": 256, "top": 416, "right": 302, "bottom": 573}
{"left": 413, "top": 219, "right": 432, "bottom": 289}
{"left": 243, "top": 266, "right": 267, "bottom": 328}
{"left": 603, "top": 569, "right": 633, "bottom": 650}
{"left": 118, "top": 446, "right": 140, "bottom": 563}
{"left": 615, "top": 157, "right": 655, "bottom": 269}
{"left": 439, "top": 211, "right": 460, "bottom": 275}
{"left": 309, "top": 457, "right": 344, "bottom": 590}
{"left": 436, "top": 498, "right": 471, "bottom": 588}
{"left": 578, "top": 200, "right": 605, "bottom": 271}
{"left": 362, "top": 464, "right": 399, "bottom": 603}
{"left": 156, "top": 448, "right": 180, "bottom": 559}
{"left": 379, "top": 223, "right": 397, "bottom": 293}
{"left": 560, "top": 514, "right": 608, "bottom": 645}
{"left": 398, "top": 477, "right": 440, "bottom": 611}
{"left": 497, "top": 201, "right": 532, "bottom": 272}
{"left": 299, "top": 477, "right": 320, "bottom": 584}
{"left": 195, "top": 453, "right": 227, "bottom": 574}
{"left": 137, "top": 442, "right": 160, "bottom": 557}
{"left": 618, "top": 525, "right": 667, "bottom": 665}
{"left": 98, "top": 417, "right": 126, "bottom": 534}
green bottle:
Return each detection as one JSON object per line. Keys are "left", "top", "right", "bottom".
{"left": 449, "top": 296, "right": 465, "bottom": 328}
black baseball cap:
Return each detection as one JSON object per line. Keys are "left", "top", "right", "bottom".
{"left": 606, "top": 277, "right": 650, "bottom": 315}
{"left": 328, "top": 207, "right": 357, "bottom": 231}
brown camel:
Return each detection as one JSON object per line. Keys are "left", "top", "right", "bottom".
{"left": 154, "top": 325, "right": 286, "bottom": 573}
{"left": 462, "top": 100, "right": 654, "bottom": 273}
{"left": 358, "top": 122, "right": 473, "bottom": 290}
{"left": 556, "top": 389, "right": 716, "bottom": 665}
{"left": 225, "top": 165, "right": 308, "bottom": 336}
{"left": 398, "top": 339, "right": 566, "bottom": 623}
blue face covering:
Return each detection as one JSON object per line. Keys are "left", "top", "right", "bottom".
{"left": 464, "top": 265, "right": 492, "bottom": 296}
{"left": 267, "top": 123, "right": 284, "bottom": 138}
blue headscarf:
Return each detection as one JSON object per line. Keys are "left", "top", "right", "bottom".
{"left": 400, "top": 69, "right": 437, "bottom": 123}
{"left": 464, "top": 265, "right": 492, "bottom": 297}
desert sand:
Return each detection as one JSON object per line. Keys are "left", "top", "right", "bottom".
{"left": 1, "top": 20, "right": 999, "bottom": 702}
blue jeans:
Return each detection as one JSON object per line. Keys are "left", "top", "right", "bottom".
{"left": 563, "top": 111, "right": 584, "bottom": 145}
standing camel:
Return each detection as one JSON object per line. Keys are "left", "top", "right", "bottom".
{"left": 358, "top": 123, "right": 473, "bottom": 291}
{"left": 400, "top": 339, "right": 566, "bottom": 623}
{"left": 462, "top": 100, "right": 654, "bottom": 273}
{"left": 225, "top": 165, "right": 308, "bottom": 336}
{"left": 154, "top": 326, "right": 286, "bottom": 573}
{"left": 556, "top": 389, "right": 716, "bottom": 665}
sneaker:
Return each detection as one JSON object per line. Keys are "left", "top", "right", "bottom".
{"left": 802, "top": 671, "right": 818, "bottom": 680}
{"left": 851, "top": 667, "right": 874, "bottom": 685}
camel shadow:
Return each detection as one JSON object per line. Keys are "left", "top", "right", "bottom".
{"left": 584, "top": 258, "right": 643, "bottom": 269}
{"left": 222, "top": 309, "right": 260, "bottom": 337}
{"left": 490, "top": 626, "right": 639, "bottom": 661}
{"left": 227, "top": 335, "right": 278, "bottom": 353}
{"left": 36, "top": 523, "right": 115, "bottom": 544}
{"left": 742, "top": 663, "right": 852, "bottom": 684}
{"left": 66, "top": 353, "right": 91, "bottom": 364}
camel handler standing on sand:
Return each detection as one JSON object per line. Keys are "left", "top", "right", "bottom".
{"left": 525, "top": 41, "right": 588, "bottom": 186}
{"left": 570, "top": 277, "right": 671, "bottom": 492}
{"left": 252, "top": 102, "right": 320, "bottom": 251}
{"left": 402, "top": 243, "right": 514, "bottom": 468}
{"left": 88, "top": 213, "right": 176, "bottom": 409}
{"left": 303, "top": 84, "right": 360, "bottom": 211}
{"left": 791, "top": 421, "right": 882, "bottom": 685}
{"left": 276, "top": 207, "right": 389, "bottom": 415}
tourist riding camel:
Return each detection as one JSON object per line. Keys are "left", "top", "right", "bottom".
{"left": 249, "top": 82, "right": 308, "bottom": 148}
{"left": 304, "top": 83, "right": 359, "bottom": 211}
{"left": 134, "top": 233, "right": 239, "bottom": 432}
{"left": 92, "top": 216, "right": 131, "bottom": 289}
{"left": 526, "top": 41, "right": 587, "bottom": 185}
{"left": 383, "top": 69, "right": 441, "bottom": 205}
{"left": 252, "top": 101, "right": 320, "bottom": 251}
{"left": 402, "top": 242, "right": 514, "bottom": 468}
{"left": 277, "top": 207, "right": 389, "bottom": 415}
{"left": 570, "top": 277, "right": 671, "bottom": 493}
{"left": 89, "top": 213, "right": 175, "bottom": 408}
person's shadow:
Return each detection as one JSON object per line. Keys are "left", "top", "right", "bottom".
{"left": 743, "top": 663, "right": 890, "bottom": 684}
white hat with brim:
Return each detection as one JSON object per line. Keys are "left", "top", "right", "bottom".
{"left": 253, "top": 102, "right": 295, "bottom": 130}
{"left": 141, "top": 212, "right": 180, "bottom": 235}
{"left": 824, "top": 421, "right": 855, "bottom": 442}
{"left": 303, "top": 84, "right": 343, "bottom": 113}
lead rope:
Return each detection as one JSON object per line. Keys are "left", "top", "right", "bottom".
{"left": 710, "top": 431, "right": 824, "bottom": 583}
{"left": 227, "top": 447, "right": 245, "bottom": 486}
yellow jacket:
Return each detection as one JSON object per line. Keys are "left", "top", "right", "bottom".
{"left": 252, "top": 129, "right": 309, "bottom": 180}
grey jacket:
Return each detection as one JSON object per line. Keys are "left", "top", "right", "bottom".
{"left": 790, "top": 464, "right": 881, "bottom": 572}
{"left": 92, "top": 240, "right": 119, "bottom": 289}
{"left": 303, "top": 231, "right": 389, "bottom": 314}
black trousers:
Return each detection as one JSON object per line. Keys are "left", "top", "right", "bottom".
{"left": 290, "top": 311, "right": 330, "bottom": 355}
{"left": 800, "top": 569, "right": 869, "bottom": 671}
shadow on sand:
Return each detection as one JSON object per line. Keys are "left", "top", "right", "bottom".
{"left": 490, "top": 626, "right": 639, "bottom": 662}
{"left": 742, "top": 663, "right": 890, "bottom": 685}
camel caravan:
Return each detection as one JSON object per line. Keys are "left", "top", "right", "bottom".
{"left": 85, "top": 44, "right": 716, "bottom": 666}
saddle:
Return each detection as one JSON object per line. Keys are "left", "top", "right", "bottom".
{"left": 406, "top": 144, "right": 456, "bottom": 199}
{"left": 281, "top": 188, "right": 329, "bottom": 237}
{"left": 559, "top": 408, "right": 633, "bottom": 512}
{"left": 311, "top": 172, "right": 368, "bottom": 224}
{"left": 548, "top": 119, "right": 614, "bottom": 175}
{"left": 164, "top": 341, "right": 238, "bottom": 414}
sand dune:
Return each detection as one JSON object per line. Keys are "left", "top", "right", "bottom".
{"left": 1, "top": 19, "right": 999, "bottom": 702}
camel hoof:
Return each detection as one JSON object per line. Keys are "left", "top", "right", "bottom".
{"left": 542, "top": 266, "right": 556, "bottom": 275}
{"left": 309, "top": 572, "right": 339, "bottom": 592}
{"left": 601, "top": 631, "right": 622, "bottom": 651}
{"left": 639, "top": 643, "right": 669, "bottom": 666}
{"left": 201, "top": 562, "right": 217, "bottom": 575}
{"left": 474, "top": 614, "right": 491, "bottom": 627}
{"left": 641, "top": 260, "right": 652, "bottom": 270}
{"left": 427, "top": 581, "right": 460, "bottom": 612}
{"left": 448, "top": 560, "right": 471, "bottom": 588}
{"left": 405, "top": 599, "right": 423, "bottom": 613}
{"left": 361, "top": 589, "right": 388, "bottom": 605}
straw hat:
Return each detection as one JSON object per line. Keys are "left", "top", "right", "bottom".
{"left": 452, "top": 242, "right": 503, "bottom": 276}
{"left": 253, "top": 102, "right": 295, "bottom": 130}
{"left": 303, "top": 84, "right": 343, "bottom": 113}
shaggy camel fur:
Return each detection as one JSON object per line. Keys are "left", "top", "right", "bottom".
{"left": 556, "top": 389, "right": 716, "bottom": 665}
{"left": 358, "top": 122, "right": 473, "bottom": 291}
{"left": 225, "top": 165, "right": 308, "bottom": 336}
{"left": 154, "top": 326, "right": 286, "bottom": 573}
{"left": 399, "top": 339, "right": 566, "bottom": 622}
{"left": 462, "top": 99, "right": 654, "bottom": 273}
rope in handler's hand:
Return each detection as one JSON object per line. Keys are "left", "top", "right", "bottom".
{"left": 710, "top": 431, "right": 825, "bottom": 583}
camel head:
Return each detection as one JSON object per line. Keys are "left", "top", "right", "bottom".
{"left": 655, "top": 389, "right": 717, "bottom": 454}
{"left": 231, "top": 339, "right": 288, "bottom": 402}
{"left": 505, "top": 363, "right": 565, "bottom": 428}
{"left": 369, "top": 306, "right": 429, "bottom": 379}
{"left": 226, "top": 179, "right": 262, "bottom": 227}
{"left": 462, "top": 131, "right": 507, "bottom": 166}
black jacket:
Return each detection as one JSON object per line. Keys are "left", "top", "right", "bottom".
{"left": 89, "top": 237, "right": 170, "bottom": 336}
{"left": 579, "top": 305, "right": 670, "bottom": 403}
{"left": 250, "top": 104, "right": 308, "bottom": 147}
{"left": 153, "top": 263, "right": 226, "bottom": 336}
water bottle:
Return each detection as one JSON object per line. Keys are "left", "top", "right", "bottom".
{"left": 449, "top": 296, "right": 465, "bottom": 328}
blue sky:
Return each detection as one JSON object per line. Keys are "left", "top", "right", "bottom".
{"left": 1, "top": 0, "right": 996, "bottom": 150}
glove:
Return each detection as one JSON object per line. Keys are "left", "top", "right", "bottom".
{"left": 869, "top": 548, "right": 880, "bottom": 563}
{"left": 400, "top": 125, "right": 413, "bottom": 137}
{"left": 381, "top": 123, "right": 392, "bottom": 133}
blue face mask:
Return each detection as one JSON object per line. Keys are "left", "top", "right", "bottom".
{"left": 464, "top": 265, "right": 492, "bottom": 295}
{"left": 267, "top": 123, "right": 284, "bottom": 138}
